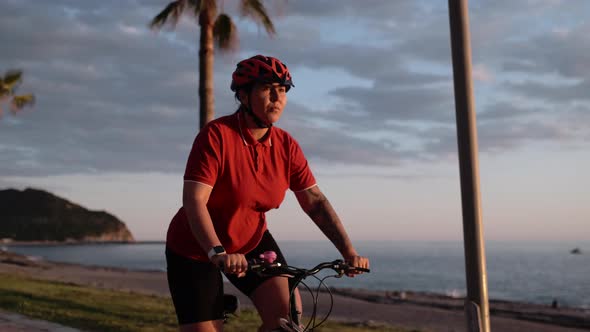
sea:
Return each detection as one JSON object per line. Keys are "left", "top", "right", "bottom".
{"left": 3, "top": 240, "right": 589, "bottom": 309}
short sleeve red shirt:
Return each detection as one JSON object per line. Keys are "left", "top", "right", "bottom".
{"left": 166, "top": 111, "right": 316, "bottom": 261}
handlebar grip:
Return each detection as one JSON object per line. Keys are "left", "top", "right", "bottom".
{"left": 248, "top": 261, "right": 281, "bottom": 272}
{"left": 354, "top": 267, "right": 371, "bottom": 273}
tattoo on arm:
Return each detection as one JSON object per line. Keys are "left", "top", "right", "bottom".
{"left": 306, "top": 192, "right": 352, "bottom": 256}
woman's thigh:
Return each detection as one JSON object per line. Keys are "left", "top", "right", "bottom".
{"left": 225, "top": 230, "right": 290, "bottom": 296}
{"left": 225, "top": 231, "right": 302, "bottom": 329}
{"left": 166, "top": 248, "right": 225, "bottom": 327}
{"left": 250, "top": 276, "right": 292, "bottom": 329}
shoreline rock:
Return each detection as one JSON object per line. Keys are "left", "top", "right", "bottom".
{"left": 0, "top": 188, "right": 135, "bottom": 243}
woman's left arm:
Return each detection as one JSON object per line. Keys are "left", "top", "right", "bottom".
{"left": 294, "top": 185, "right": 370, "bottom": 274}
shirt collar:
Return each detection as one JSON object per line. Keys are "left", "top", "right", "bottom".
{"left": 237, "top": 111, "right": 273, "bottom": 147}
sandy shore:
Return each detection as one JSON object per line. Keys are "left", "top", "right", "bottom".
{"left": 1, "top": 250, "right": 588, "bottom": 332}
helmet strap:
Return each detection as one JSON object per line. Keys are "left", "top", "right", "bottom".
{"left": 240, "top": 94, "right": 272, "bottom": 129}
{"left": 243, "top": 106, "right": 272, "bottom": 129}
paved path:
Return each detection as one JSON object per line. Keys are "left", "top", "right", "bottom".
{"left": 1, "top": 250, "right": 588, "bottom": 332}
{"left": 0, "top": 310, "right": 82, "bottom": 332}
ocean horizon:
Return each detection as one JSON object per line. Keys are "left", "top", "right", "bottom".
{"left": 4, "top": 240, "right": 589, "bottom": 309}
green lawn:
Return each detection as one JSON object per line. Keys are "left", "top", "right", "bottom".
{"left": 0, "top": 273, "right": 420, "bottom": 332}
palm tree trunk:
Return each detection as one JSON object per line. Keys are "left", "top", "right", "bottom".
{"left": 199, "top": 8, "right": 215, "bottom": 129}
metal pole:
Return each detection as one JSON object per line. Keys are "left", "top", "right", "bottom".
{"left": 447, "top": 1, "right": 491, "bottom": 331}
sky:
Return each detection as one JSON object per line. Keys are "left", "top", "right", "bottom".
{"left": 1, "top": 0, "right": 588, "bottom": 242}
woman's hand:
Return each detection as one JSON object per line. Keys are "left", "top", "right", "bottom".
{"left": 344, "top": 255, "right": 370, "bottom": 277}
{"left": 210, "top": 253, "right": 248, "bottom": 277}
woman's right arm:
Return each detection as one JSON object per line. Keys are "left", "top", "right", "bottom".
{"left": 182, "top": 181, "right": 247, "bottom": 275}
{"left": 182, "top": 181, "right": 220, "bottom": 251}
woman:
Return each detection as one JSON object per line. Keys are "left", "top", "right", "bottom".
{"left": 165, "top": 55, "right": 370, "bottom": 332}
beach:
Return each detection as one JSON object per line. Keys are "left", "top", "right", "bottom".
{"left": 0, "top": 250, "right": 588, "bottom": 332}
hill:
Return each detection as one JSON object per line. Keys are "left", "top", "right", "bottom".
{"left": 0, "top": 188, "right": 134, "bottom": 242}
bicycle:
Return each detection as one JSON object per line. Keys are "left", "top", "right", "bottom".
{"left": 223, "top": 251, "right": 370, "bottom": 332}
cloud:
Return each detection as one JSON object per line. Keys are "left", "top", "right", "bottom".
{"left": 472, "top": 64, "right": 494, "bottom": 82}
{"left": 505, "top": 80, "right": 590, "bottom": 103}
{"left": 329, "top": 84, "right": 455, "bottom": 124}
{"left": 478, "top": 101, "right": 539, "bottom": 121}
{"left": 1, "top": 0, "right": 589, "bottom": 178}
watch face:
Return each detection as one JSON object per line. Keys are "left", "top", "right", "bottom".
{"left": 213, "top": 246, "right": 225, "bottom": 254}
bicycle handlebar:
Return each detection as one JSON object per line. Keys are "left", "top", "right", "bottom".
{"left": 218, "top": 251, "right": 370, "bottom": 277}
{"left": 244, "top": 251, "right": 370, "bottom": 331}
{"left": 247, "top": 255, "right": 370, "bottom": 277}
{"left": 306, "top": 259, "right": 371, "bottom": 274}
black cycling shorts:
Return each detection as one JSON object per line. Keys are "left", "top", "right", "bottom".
{"left": 165, "top": 230, "right": 289, "bottom": 325}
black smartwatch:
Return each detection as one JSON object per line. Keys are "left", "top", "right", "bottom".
{"left": 207, "top": 245, "right": 226, "bottom": 260}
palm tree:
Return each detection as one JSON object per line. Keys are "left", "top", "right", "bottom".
{"left": 0, "top": 69, "right": 35, "bottom": 119}
{"left": 150, "top": 0, "right": 276, "bottom": 129}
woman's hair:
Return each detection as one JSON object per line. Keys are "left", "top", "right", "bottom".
{"left": 234, "top": 84, "right": 252, "bottom": 105}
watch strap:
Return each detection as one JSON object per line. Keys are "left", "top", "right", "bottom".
{"left": 207, "top": 245, "right": 226, "bottom": 260}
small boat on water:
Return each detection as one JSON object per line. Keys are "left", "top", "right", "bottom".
{"left": 570, "top": 248, "right": 582, "bottom": 255}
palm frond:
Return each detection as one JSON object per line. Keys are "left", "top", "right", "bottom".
{"left": 149, "top": 0, "right": 187, "bottom": 30}
{"left": 187, "top": 0, "right": 202, "bottom": 10}
{"left": 240, "top": 0, "right": 275, "bottom": 36}
{"left": 0, "top": 85, "right": 10, "bottom": 98}
{"left": 214, "top": 14, "right": 238, "bottom": 50}
{"left": 1, "top": 69, "right": 23, "bottom": 93}
{"left": 10, "top": 94, "right": 35, "bottom": 114}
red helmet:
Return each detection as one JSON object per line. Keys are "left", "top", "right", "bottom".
{"left": 231, "top": 55, "right": 294, "bottom": 92}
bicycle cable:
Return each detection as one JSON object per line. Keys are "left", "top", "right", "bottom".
{"left": 289, "top": 272, "right": 339, "bottom": 331}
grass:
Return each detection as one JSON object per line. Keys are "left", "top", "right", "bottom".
{"left": 0, "top": 273, "right": 420, "bottom": 331}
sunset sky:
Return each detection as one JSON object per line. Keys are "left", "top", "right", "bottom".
{"left": 1, "top": 0, "right": 588, "bottom": 242}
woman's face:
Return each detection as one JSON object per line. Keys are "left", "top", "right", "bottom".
{"left": 242, "top": 83, "right": 288, "bottom": 125}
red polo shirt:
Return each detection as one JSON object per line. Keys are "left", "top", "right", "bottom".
{"left": 166, "top": 111, "right": 317, "bottom": 261}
